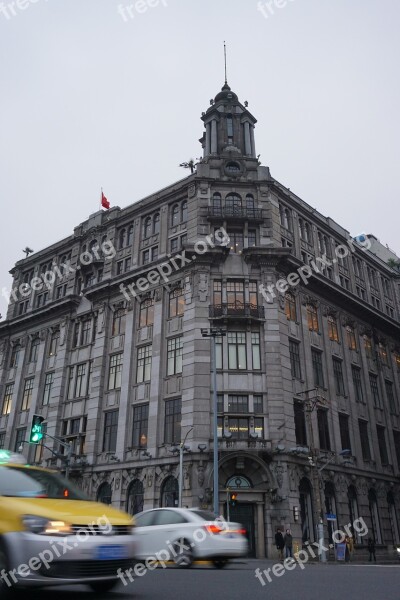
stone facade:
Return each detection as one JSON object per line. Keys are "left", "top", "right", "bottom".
{"left": 0, "top": 82, "right": 400, "bottom": 559}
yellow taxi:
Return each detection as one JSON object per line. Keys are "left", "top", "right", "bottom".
{"left": 0, "top": 450, "right": 137, "bottom": 595}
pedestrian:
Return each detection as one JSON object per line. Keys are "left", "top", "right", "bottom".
{"left": 284, "top": 528, "right": 293, "bottom": 558}
{"left": 345, "top": 535, "right": 354, "bottom": 562}
{"left": 367, "top": 537, "right": 376, "bottom": 562}
{"left": 275, "top": 528, "right": 285, "bottom": 561}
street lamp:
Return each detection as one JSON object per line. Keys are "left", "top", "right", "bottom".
{"left": 201, "top": 327, "right": 226, "bottom": 516}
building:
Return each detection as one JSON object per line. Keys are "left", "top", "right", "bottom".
{"left": 1, "top": 80, "right": 400, "bottom": 559}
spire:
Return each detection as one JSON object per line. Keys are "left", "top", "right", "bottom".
{"left": 224, "top": 41, "right": 228, "bottom": 85}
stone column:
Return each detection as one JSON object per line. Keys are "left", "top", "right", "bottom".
{"left": 257, "top": 502, "right": 266, "bottom": 558}
{"left": 206, "top": 123, "right": 211, "bottom": 156}
{"left": 244, "top": 122, "right": 252, "bottom": 156}
{"left": 250, "top": 125, "right": 256, "bottom": 158}
{"left": 211, "top": 120, "right": 218, "bottom": 154}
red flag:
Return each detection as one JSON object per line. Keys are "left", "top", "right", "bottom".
{"left": 101, "top": 191, "right": 110, "bottom": 210}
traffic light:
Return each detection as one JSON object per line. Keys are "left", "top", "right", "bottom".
{"left": 229, "top": 492, "right": 237, "bottom": 507}
{"left": 30, "top": 415, "right": 45, "bottom": 444}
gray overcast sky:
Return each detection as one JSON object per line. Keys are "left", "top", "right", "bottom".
{"left": 1, "top": 0, "right": 399, "bottom": 318}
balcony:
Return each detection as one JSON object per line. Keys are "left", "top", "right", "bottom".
{"left": 209, "top": 302, "right": 265, "bottom": 320}
{"left": 207, "top": 206, "right": 265, "bottom": 222}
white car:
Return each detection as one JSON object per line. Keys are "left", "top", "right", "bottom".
{"left": 134, "top": 507, "right": 248, "bottom": 568}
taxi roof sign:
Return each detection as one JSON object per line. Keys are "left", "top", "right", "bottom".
{"left": 0, "top": 449, "right": 27, "bottom": 465}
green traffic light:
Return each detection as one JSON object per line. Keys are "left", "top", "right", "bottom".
{"left": 30, "top": 416, "right": 44, "bottom": 444}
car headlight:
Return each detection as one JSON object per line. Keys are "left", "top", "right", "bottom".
{"left": 22, "top": 515, "right": 72, "bottom": 536}
{"left": 396, "top": 547, "right": 400, "bottom": 553}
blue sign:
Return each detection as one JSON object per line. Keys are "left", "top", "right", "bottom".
{"left": 336, "top": 543, "right": 346, "bottom": 561}
{"left": 325, "top": 513, "right": 337, "bottom": 521}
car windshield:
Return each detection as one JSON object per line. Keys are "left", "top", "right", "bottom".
{"left": 0, "top": 467, "right": 90, "bottom": 500}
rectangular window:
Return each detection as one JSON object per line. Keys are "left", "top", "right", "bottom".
{"left": 217, "top": 394, "right": 224, "bottom": 413}
{"left": 14, "top": 428, "right": 27, "bottom": 452}
{"left": 228, "top": 395, "right": 249, "bottom": 413}
{"left": 307, "top": 304, "right": 319, "bottom": 332}
{"left": 142, "top": 249, "right": 150, "bottom": 264}
{"left": 0, "top": 432, "right": 5, "bottom": 449}
{"left": 370, "top": 374, "right": 382, "bottom": 408}
{"left": 136, "top": 346, "right": 152, "bottom": 383}
{"left": 227, "top": 231, "right": 244, "bottom": 254}
{"left": 42, "top": 372, "right": 54, "bottom": 406}
{"left": 352, "top": 366, "right": 364, "bottom": 403}
{"left": 169, "top": 288, "right": 184, "bottom": 318}
{"left": 228, "top": 332, "right": 247, "bottom": 370}
{"left": 393, "top": 430, "right": 400, "bottom": 471}
{"left": 333, "top": 358, "right": 345, "bottom": 396}
{"left": 167, "top": 337, "right": 183, "bottom": 376}
{"left": 289, "top": 340, "right": 302, "bottom": 379}
{"left": 80, "top": 320, "right": 91, "bottom": 345}
{"left": 346, "top": 327, "right": 357, "bottom": 350}
{"left": 376, "top": 425, "right": 389, "bottom": 465}
{"left": 249, "top": 282, "right": 258, "bottom": 307}
{"left": 327, "top": 316, "right": 339, "bottom": 342}
{"left": 254, "top": 417, "right": 264, "bottom": 439}
{"left": 139, "top": 298, "right": 154, "bottom": 327}
{"left": 311, "top": 350, "right": 324, "bottom": 387}
{"left": 170, "top": 237, "right": 178, "bottom": 253}
{"left": 227, "top": 417, "right": 249, "bottom": 439}
{"left": 385, "top": 381, "right": 398, "bottom": 414}
{"left": 339, "top": 413, "right": 352, "bottom": 453}
{"left": 253, "top": 395, "right": 263, "bottom": 413}
{"left": 132, "top": 404, "right": 149, "bottom": 448}
{"left": 359, "top": 420, "right": 371, "bottom": 461}
{"left": 56, "top": 284, "right": 67, "bottom": 299}
{"left": 213, "top": 280, "right": 222, "bottom": 305}
{"left": 164, "top": 398, "right": 181, "bottom": 445}
{"left": 10, "top": 345, "right": 20, "bottom": 368}
{"left": 2, "top": 383, "right": 14, "bottom": 415}
{"left": 317, "top": 409, "right": 331, "bottom": 451}
{"left": 251, "top": 332, "right": 261, "bottom": 369}
{"left": 294, "top": 401, "right": 307, "bottom": 446}
{"left": 108, "top": 353, "right": 123, "bottom": 390}
{"left": 75, "top": 364, "right": 87, "bottom": 397}
{"left": 285, "top": 293, "right": 297, "bottom": 321}
{"left": 21, "top": 378, "right": 34, "bottom": 411}
{"left": 102, "top": 410, "right": 119, "bottom": 452}
{"left": 364, "top": 336, "right": 373, "bottom": 358}
{"left": 226, "top": 281, "right": 244, "bottom": 309}
{"left": 248, "top": 230, "right": 257, "bottom": 247}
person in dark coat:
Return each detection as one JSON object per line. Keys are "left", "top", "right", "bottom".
{"left": 367, "top": 537, "right": 376, "bottom": 562}
{"left": 284, "top": 529, "right": 293, "bottom": 558}
{"left": 275, "top": 528, "right": 285, "bottom": 561}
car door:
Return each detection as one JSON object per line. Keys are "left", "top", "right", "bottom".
{"left": 150, "top": 510, "right": 191, "bottom": 556}
{"left": 134, "top": 510, "right": 158, "bottom": 558}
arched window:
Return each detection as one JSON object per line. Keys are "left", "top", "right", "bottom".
{"left": 368, "top": 488, "right": 382, "bottom": 544}
{"left": 153, "top": 213, "right": 160, "bottom": 235}
{"left": 171, "top": 204, "right": 180, "bottom": 226}
{"left": 307, "top": 304, "right": 319, "bottom": 332}
{"left": 143, "top": 217, "right": 152, "bottom": 239}
{"left": 246, "top": 195, "right": 255, "bottom": 216}
{"left": 280, "top": 205, "right": 291, "bottom": 230}
{"left": 212, "top": 193, "right": 222, "bottom": 215}
{"left": 225, "top": 475, "right": 252, "bottom": 489}
{"left": 119, "top": 229, "right": 126, "bottom": 249}
{"left": 225, "top": 193, "right": 242, "bottom": 212}
{"left": 285, "top": 292, "right": 297, "bottom": 321}
{"left": 299, "top": 478, "right": 315, "bottom": 543}
{"left": 327, "top": 315, "right": 339, "bottom": 342}
{"left": 127, "top": 225, "right": 134, "bottom": 246}
{"left": 298, "top": 218, "right": 304, "bottom": 240}
{"left": 181, "top": 201, "right": 188, "bottom": 223}
{"left": 29, "top": 338, "right": 40, "bottom": 362}
{"left": 126, "top": 480, "right": 144, "bottom": 516}
{"left": 387, "top": 491, "right": 400, "bottom": 544}
{"left": 161, "top": 476, "right": 179, "bottom": 507}
{"left": 304, "top": 222, "right": 311, "bottom": 243}
{"left": 347, "top": 485, "right": 361, "bottom": 542}
{"left": 89, "top": 239, "right": 98, "bottom": 253}
{"left": 97, "top": 482, "right": 112, "bottom": 505}
{"left": 112, "top": 308, "right": 126, "bottom": 337}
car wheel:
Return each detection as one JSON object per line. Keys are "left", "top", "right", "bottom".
{"left": 213, "top": 559, "right": 228, "bottom": 569}
{"left": 88, "top": 580, "right": 119, "bottom": 593}
{"left": 172, "top": 538, "right": 193, "bottom": 568}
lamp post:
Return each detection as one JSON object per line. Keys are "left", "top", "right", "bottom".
{"left": 201, "top": 327, "right": 226, "bottom": 517}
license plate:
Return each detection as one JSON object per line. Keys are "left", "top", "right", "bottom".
{"left": 95, "top": 545, "right": 128, "bottom": 560}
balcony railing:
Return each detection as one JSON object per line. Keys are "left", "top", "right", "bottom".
{"left": 209, "top": 302, "right": 265, "bottom": 319}
{"left": 207, "top": 206, "right": 264, "bottom": 221}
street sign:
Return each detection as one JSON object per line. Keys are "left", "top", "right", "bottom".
{"left": 326, "top": 513, "right": 337, "bottom": 521}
